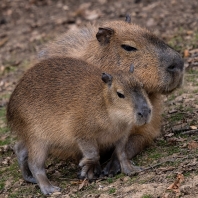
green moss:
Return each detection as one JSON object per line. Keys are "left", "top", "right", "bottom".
{"left": 141, "top": 195, "right": 153, "bottom": 198}
{"left": 167, "top": 94, "right": 177, "bottom": 101}
{"left": 0, "top": 107, "right": 6, "bottom": 120}
{"left": 169, "top": 112, "right": 185, "bottom": 123}
{"left": 0, "top": 179, "right": 5, "bottom": 191}
{"left": 115, "top": 173, "right": 125, "bottom": 179}
{"left": 0, "top": 137, "right": 12, "bottom": 146}
{"left": 168, "top": 30, "right": 198, "bottom": 54}
{"left": 146, "top": 148, "right": 163, "bottom": 160}
{"left": 109, "top": 187, "right": 116, "bottom": 194}
{"left": 192, "top": 89, "right": 198, "bottom": 94}
{"left": 107, "top": 177, "right": 113, "bottom": 184}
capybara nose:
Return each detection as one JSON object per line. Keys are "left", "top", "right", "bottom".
{"left": 137, "top": 107, "right": 151, "bottom": 119}
{"left": 166, "top": 54, "right": 184, "bottom": 73}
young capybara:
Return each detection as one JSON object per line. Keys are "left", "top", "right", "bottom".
{"left": 38, "top": 15, "right": 184, "bottom": 175}
{"left": 7, "top": 57, "right": 152, "bottom": 195}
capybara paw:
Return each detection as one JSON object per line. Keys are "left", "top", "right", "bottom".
{"left": 79, "top": 162, "right": 101, "bottom": 180}
{"left": 101, "top": 158, "right": 121, "bottom": 177}
{"left": 132, "top": 165, "right": 143, "bottom": 172}
{"left": 122, "top": 164, "right": 143, "bottom": 176}
{"left": 40, "top": 185, "right": 61, "bottom": 195}
{"left": 23, "top": 175, "right": 37, "bottom": 184}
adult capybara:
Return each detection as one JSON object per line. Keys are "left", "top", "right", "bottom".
{"left": 39, "top": 15, "right": 184, "bottom": 175}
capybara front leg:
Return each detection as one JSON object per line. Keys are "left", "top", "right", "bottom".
{"left": 115, "top": 136, "right": 140, "bottom": 176}
{"left": 78, "top": 139, "right": 101, "bottom": 180}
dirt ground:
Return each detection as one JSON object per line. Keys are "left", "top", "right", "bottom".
{"left": 0, "top": 0, "right": 198, "bottom": 197}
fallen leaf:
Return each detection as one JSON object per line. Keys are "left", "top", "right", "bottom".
{"left": 184, "top": 49, "right": 189, "bottom": 58}
{"left": 188, "top": 140, "right": 198, "bottom": 150}
{"left": 181, "top": 143, "right": 187, "bottom": 148}
{"left": 161, "top": 192, "right": 170, "bottom": 198}
{"left": 84, "top": 10, "right": 100, "bottom": 20}
{"left": 164, "top": 133, "right": 174, "bottom": 138}
{"left": 51, "top": 191, "right": 62, "bottom": 196}
{"left": 0, "top": 37, "right": 8, "bottom": 48}
{"left": 74, "top": 3, "right": 100, "bottom": 20}
{"left": 168, "top": 109, "right": 178, "bottom": 114}
{"left": 190, "top": 125, "right": 197, "bottom": 130}
{"left": 158, "top": 166, "right": 175, "bottom": 172}
{"left": 2, "top": 157, "right": 11, "bottom": 166}
{"left": 74, "top": 3, "right": 91, "bottom": 16}
{"left": 167, "top": 137, "right": 185, "bottom": 144}
{"left": 167, "top": 173, "right": 184, "bottom": 196}
{"left": 78, "top": 178, "right": 89, "bottom": 190}
{"left": 186, "top": 30, "right": 193, "bottom": 35}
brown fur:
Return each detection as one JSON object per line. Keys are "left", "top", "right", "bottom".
{"left": 39, "top": 17, "right": 184, "bottom": 175}
{"left": 7, "top": 57, "right": 152, "bottom": 194}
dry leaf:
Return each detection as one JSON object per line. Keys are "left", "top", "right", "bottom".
{"left": 168, "top": 109, "right": 178, "bottom": 114}
{"left": 75, "top": 3, "right": 91, "bottom": 16}
{"left": 188, "top": 141, "right": 198, "bottom": 150}
{"left": 184, "top": 49, "right": 189, "bottom": 58}
{"left": 0, "top": 37, "right": 8, "bottom": 48}
{"left": 158, "top": 166, "right": 175, "bottom": 172}
{"left": 167, "top": 173, "right": 184, "bottom": 196}
{"left": 84, "top": 10, "right": 100, "bottom": 20}
{"left": 186, "top": 30, "right": 193, "bottom": 35}
{"left": 190, "top": 125, "right": 197, "bottom": 130}
{"left": 161, "top": 192, "right": 170, "bottom": 198}
{"left": 167, "top": 137, "right": 185, "bottom": 144}
{"left": 164, "top": 133, "right": 174, "bottom": 138}
{"left": 74, "top": 3, "right": 100, "bottom": 20}
{"left": 78, "top": 178, "right": 89, "bottom": 190}
{"left": 51, "top": 191, "right": 62, "bottom": 196}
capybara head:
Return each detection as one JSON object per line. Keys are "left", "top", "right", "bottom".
{"left": 102, "top": 65, "right": 152, "bottom": 126}
{"left": 92, "top": 16, "right": 184, "bottom": 94}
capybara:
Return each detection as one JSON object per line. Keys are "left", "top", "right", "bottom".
{"left": 39, "top": 15, "right": 184, "bottom": 175}
{"left": 7, "top": 57, "right": 152, "bottom": 194}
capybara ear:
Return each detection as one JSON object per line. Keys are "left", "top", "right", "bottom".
{"left": 125, "top": 14, "right": 131, "bottom": 23}
{"left": 129, "top": 64, "right": 134, "bottom": 73}
{"left": 96, "top": 27, "right": 115, "bottom": 45}
{"left": 101, "top": 73, "right": 113, "bottom": 86}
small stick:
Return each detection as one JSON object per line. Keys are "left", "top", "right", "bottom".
{"left": 181, "top": 129, "right": 198, "bottom": 135}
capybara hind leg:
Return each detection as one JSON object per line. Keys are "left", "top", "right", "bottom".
{"left": 125, "top": 134, "right": 151, "bottom": 160}
{"left": 102, "top": 152, "right": 121, "bottom": 177}
{"left": 78, "top": 140, "right": 101, "bottom": 180}
{"left": 28, "top": 144, "right": 60, "bottom": 195}
{"left": 14, "top": 141, "right": 36, "bottom": 183}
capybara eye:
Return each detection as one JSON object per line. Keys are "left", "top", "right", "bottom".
{"left": 121, "top": 44, "right": 137, "bottom": 52}
{"left": 117, "top": 92, "right": 125, "bottom": 98}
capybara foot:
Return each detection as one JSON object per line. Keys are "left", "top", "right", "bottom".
{"left": 79, "top": 162, "right": 101, "bottom": 180}
{"left": 102, "top": 156, "right": 121, "bottom": 177}
{"left": 40, "top": 184, "right": 61, "bottom": 195}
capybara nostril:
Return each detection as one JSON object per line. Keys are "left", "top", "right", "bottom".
{"left": 137, "top": 107, "right": 151, "bottom": 119}
{"left": 166, "top": 54, "right": 184, "bottom": 73}
{"left": 167, "top": 64, "right": 176, "bottom": 72}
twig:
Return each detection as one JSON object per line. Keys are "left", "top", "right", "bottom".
{"left": 135, "top": 155, "right": 191, "bottom": 174}
{"left": 181, "top": 129, "right": 198, "bottom": 135}
{"left": 136, "top": 158, "right": 175, "bottom": 173}
{"left": 172, "top": 126, "right": 190, "bottom": 134}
